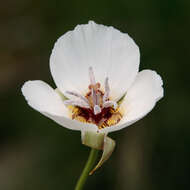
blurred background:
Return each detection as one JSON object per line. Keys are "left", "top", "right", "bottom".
{"left": 1, "top": 0, "right": 190, "bottom": 189}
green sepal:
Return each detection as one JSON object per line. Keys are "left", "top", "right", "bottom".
{"left": 89, "top": 136, "right": 115, "bottom": 175}
{"left": 82, "top": 131, "right": 105, "bottom": 150}
{"left": 81, "top": 131, "right": 116, "bottom": 174}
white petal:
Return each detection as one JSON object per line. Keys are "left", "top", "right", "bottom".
{"left": 21, "top": 80, "right": 98, "bottom": 131}
{"left": 43, "top": 112, "right": 98, "bottom": 132}
{"left": 50, "top": 21, "right": 140, "bottom": 99}
{"left": 100, "top": 70, "right": 164, "bottom": 133}
{"left": 21, "top": 80, "right": 67, "bottom": 116}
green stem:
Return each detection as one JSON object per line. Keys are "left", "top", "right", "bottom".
{"left": 75, "top": 148, "right": 99, "bottom": 190}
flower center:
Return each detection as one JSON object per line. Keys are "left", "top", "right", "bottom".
{"left": 64, "top": 67, "right": 123, "bottom": 129}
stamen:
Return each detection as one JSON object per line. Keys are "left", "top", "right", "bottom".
{"left": 64, "top": 100, "right": 90, "bottom": 109}
{"left": 103, "top": 101, "right": 118, "bottom": 110}
{"left": 89, "top": 67, "right": 96, "bottom": 85}
{"left": 66, "top": 91, "right": 89, "bottom": 104}
{"left": 94, "top": 105, "right": 101, "bottom": 115}
{"left": 103, "top": 77, "right": 110, "bottom": 102}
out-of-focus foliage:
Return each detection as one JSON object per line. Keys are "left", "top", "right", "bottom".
{"left": 0, "top": 0, "right": 190, "bottom": 190}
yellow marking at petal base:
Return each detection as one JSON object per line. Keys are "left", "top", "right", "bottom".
{"left": 74, "top": 116, "right": 88, "bottom": 123}
{"left": 106, "top": 113, "right": 122, "bottom": 126}
{"left": 68, "top": 104, "right": 123, "bottom": 129}
{"left": 65, "top": 87, "right": 125, "bottom": 129}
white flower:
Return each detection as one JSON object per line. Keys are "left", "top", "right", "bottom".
{"left": 22, "top": 21, "right": 164, "bottom": 172}
{"left": 22, "top": 21, "right": 163, "bottom": 134}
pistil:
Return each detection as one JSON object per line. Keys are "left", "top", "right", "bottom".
{"left": 89, "top": 67, "right": 101, "bottom": 115}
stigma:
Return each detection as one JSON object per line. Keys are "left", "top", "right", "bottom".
{"left": 63, "top": 67, "right": 122, "bottom": 129}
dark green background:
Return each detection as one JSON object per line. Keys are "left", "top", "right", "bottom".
{"left": 1, "top": 0, "right": 189, "bottom": 189}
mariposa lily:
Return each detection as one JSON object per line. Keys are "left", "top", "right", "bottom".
{"left": 22, "top": 21, "right": 163, "bottom": 174}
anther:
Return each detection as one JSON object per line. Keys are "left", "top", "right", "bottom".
{"left": 103, "top": 101, "right": 118, "bottom": 110}
{"left": 66, "top": 91, "right": 89, "bottom": 104}
{"left": 93, "top": 105, "right": 102, "bottom": 115}
{"left": 64, "top": 100, "right": 90, "bottom": 109}
{"left": 103, "top": 77, "right": 110, "bottom": 103}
